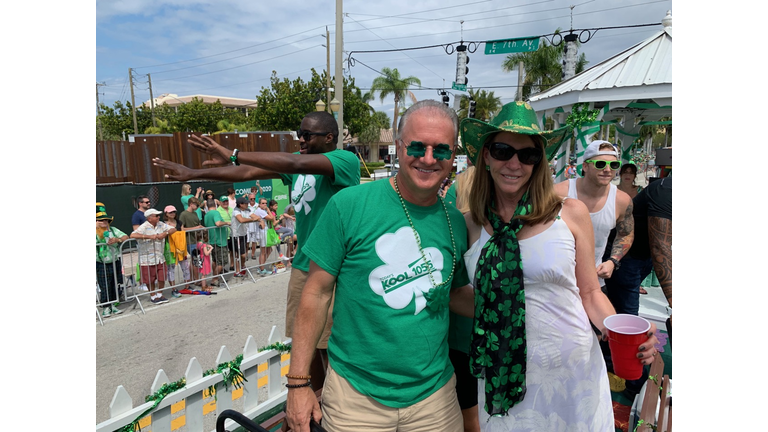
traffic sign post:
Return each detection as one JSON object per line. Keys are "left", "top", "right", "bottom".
{"left": 484, "top": 37, "right": 540, "bottom": 55}
{"left": 452, "top": 82, "right": 467, "bottom": 91}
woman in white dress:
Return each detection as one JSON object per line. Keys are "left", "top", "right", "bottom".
{"left": 451, "top": 102, "right": 659, "bottom": 432}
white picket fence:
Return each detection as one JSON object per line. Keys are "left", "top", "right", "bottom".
{"left": 96, "top": 326, "right": 291, "bottom": 432}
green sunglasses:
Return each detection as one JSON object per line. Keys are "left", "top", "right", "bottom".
{"left": 584, "top": 159, "right": 622, "bottom": 170}
{"left": 403, "top": 140, "right": 454, "bottom": 161}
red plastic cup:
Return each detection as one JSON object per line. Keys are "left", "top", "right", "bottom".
{"left": 603, "top": 314, "right": 651, "bottom": 380}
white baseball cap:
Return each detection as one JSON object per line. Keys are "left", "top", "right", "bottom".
{"left": 584, "top": 140, "right": 618, "bottom": 160}
{"left": 144, "top": 208, "right": 162, "bottom": 217}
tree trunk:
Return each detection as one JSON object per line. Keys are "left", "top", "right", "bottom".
{"left": 392, "top": 95, "right": 400, "bottom": 143}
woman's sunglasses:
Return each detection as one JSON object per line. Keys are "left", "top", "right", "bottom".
{"left": 584, "top": 159, "right": 622, "bottom": 170}
{"left": 487, "top": 142, "right": 542, "bottom": 165}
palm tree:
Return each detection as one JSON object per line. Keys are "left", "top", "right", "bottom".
{"left": 369, "top": 68, "right": 421, "bottom": 140}
{"left": 502, "top": 29, "right": 589, "bottom": 100}
{"left": 457, "top": 88, "right": 502, "bottom": 121}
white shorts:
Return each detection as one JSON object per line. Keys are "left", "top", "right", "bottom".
{"left": 248, "top": 226, "right": 266, "bottom": 247}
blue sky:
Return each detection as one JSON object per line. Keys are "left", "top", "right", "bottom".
{"left": 96, "top": 0, "right": 674, "bottom": 120}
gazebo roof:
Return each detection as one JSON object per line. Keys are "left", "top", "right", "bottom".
{"left": 529, "top": 11, "right": 672, "bottom": 114}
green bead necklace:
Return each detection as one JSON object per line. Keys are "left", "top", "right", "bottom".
{"left": 393, "top": 175, "right": 456, "bottom": 289}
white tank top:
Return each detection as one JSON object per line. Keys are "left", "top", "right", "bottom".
{"left": 566, "top": 179, "right": 616, "bottom": 284}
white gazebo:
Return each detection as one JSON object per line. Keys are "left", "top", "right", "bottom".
{"left": 529, "top": 11, "right": 672, "bottom": 179}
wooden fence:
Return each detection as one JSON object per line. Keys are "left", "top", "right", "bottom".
{"left": 97, "top": 132, "right": 299, "bottom": 184}
{"left": 96, "top": 326, "right": 291, "bottom": 432}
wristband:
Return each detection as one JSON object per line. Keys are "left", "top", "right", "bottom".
{"left": 608, "top": 257, "right": 621, "bottom": 270}
{"left": 286, "top": 374, "right": 311, "bottom": 380}
{"left": 230, "top": 149, "right": 240, "bottom": 166}
{"left": 285, "top": 381, "right": 312, "bottom": 389}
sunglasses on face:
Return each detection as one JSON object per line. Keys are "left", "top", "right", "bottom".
{"left": 141, "top": 201, "right": 150, "bottom": 204}
{"left": 585, "top": 159, "right": 622, "bottom": 170}
{"left": 487, "top": 142, "right": 543, "bottom": 165}
{"left": 296, "top": 129, "right": 329, "bottom": 141}
{"left": 403, "top": 140, "right": 454, "bottom": 161}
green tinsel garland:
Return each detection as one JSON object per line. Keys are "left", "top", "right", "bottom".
{"left": 119, "top": 342, "right": 292, "bottom": 431}
{"left": 565, "top": 103, "right": 599, "bottom": 132}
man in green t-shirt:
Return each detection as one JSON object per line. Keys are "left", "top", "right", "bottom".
{"left": 203, "top": 199, "right": 229, "bottom": 285}
{"left": 152, "top": 111, "right": 361, "bottom": 389}
{"left": 286, "top": 100, "right": 471, "bottom": 432}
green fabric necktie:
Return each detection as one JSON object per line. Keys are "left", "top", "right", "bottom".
{"left": 469, "top": 191, "right": 531, "bottom": 416}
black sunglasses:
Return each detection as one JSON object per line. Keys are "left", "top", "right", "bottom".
{"left": 296, "top": 129, "right": 330, "bottom": 141}
{"left": 141, "top": 201, "right": 150, "bottom": 204}
{"left": 488, "top": 142, "right": 543, "bottom": 165}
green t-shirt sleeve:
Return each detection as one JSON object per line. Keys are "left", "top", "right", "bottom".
{"left": 451, "top": 252, "right": 470, "bottom": 288}
{"left": 280, "top": 151, "right": 300, "bottom": 186}
{"left": 301, "top": 196, "right": 345, "bottom": 277}
{"left": 324, "top": 149, "right": 361, "bottom": 187}
{"left": 181, "top": 195, "right": 192, "bottom": 210}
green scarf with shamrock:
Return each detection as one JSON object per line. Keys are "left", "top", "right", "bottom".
{"left": 469, "top": 191, "right": 530, "bottom": 416}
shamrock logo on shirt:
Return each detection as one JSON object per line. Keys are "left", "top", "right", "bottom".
{"left": 292, "top": 174, "right": 317, "bottom": 215}
{"left": 368, "top": 226, "right": 444, "bottom": 315}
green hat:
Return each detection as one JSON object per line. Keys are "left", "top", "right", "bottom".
{"left": 220, "top": 195, "right": 229, "bottom": 202}
{"left": 96, "top": 202, "right": 113, "bottom": 221}
{"left": 460, "top": 101, "right": 568, "bottom": 166}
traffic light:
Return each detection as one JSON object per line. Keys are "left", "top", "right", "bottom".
{"left": 468, "top": 99, "right": 477, "bottom": 118}
{"left": 441, "top": 91, "right": 449, "bottom": 106}
{"left": 455, "top": 45, "right": 469, "bottom": 85}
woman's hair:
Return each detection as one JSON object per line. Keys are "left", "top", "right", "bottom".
{"left": 468, "top": 133, "right": 562, "bottom": 227}
{"left": 620, "top": 163, "right": 638, "bottom": 176}
{"left": 287, "top": 206, "right": 295, "bottom": 215}
{"left": 181, "top": 184, "right": 192, "bottom": 195}
{"left": 620, "top": 163, "right": 638, "bottom": 187}
{"left": 268, "top": 199, "right": 278, "bottom": 208}
{"left": 227, "top": 187, "right": 235, "bottom": 196}
{"left": 455, "top": 166, "right": 476, "bottom": 214}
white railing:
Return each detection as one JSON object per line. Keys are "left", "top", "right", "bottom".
{"left": 96, "top": 326, "right": 291, "bottom": 432}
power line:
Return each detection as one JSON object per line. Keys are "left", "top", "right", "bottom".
{"left": 142, "top": 34, "right": 324, "bottom": 76}
{"left": 344, "top": 14, "right": 444, "bottom": 82}
{"left": 151, "top": 45, "right": 321, "bottom": 83}
{"left": 134, "top": 24, "right": 331, "bottom": 70}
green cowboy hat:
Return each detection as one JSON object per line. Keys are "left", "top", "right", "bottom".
{"left": 96, "top": 202, "right": 113, "bottom": 221}
{"left": 460, "top": 101, "right": 569, "bottom": 166}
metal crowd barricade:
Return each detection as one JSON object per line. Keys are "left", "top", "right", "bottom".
{"left": 97, "top": 219, "right": 294, "bottom": 324}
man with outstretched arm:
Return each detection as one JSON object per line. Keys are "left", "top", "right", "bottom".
{"left": 152, "top": 111, "right": 360, "bottom": 391}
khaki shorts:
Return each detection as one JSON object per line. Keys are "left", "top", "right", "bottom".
{"left": 320, "top": 365, "right": 462, "bottom": 432}
{"left": 285, "top": 268, "right": 334, "bottom": 349}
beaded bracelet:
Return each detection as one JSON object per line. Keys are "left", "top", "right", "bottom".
{"left": 285, "top": 381, "right": 312, "bottom": 389}
{"left": 286, "top": 374, "right": 311, "bottom": 380}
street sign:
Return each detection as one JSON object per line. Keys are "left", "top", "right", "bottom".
{"left": 452, "top": 81, "right": 467, "bottom": 91}
{"left": 484, "top": 37, "right": 540, "bottom": 55}
{"left": 388, "top": 145, "right": 396, "bottom": 155}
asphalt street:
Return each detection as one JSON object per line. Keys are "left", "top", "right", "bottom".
{"left": 95, "top": 264, "right": 291, "bottom": 429}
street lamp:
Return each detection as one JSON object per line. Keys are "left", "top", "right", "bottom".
{"left": 330, "top": 98, "right": 340, "bottom": 120}
{"left": 315, "top": 99, "right": 326, "bottom": 112}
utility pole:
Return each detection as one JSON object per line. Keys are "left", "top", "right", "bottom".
{"left": 516, "top": 61, "right": 524, "bottom": 101}
{"left": 334, "top": 0, "right": 344, "bottom": 149}
{"left": 96, "top": 82, "right": 106, "bottom": 141}
{"left": 148, "top": 73, "right": 157, "bottom": 128}
{"left": 128, "top": 68, "right": 138, "bottom": 135}
{"left": 326, "top": 27, "right": 331, "bottom": 112}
